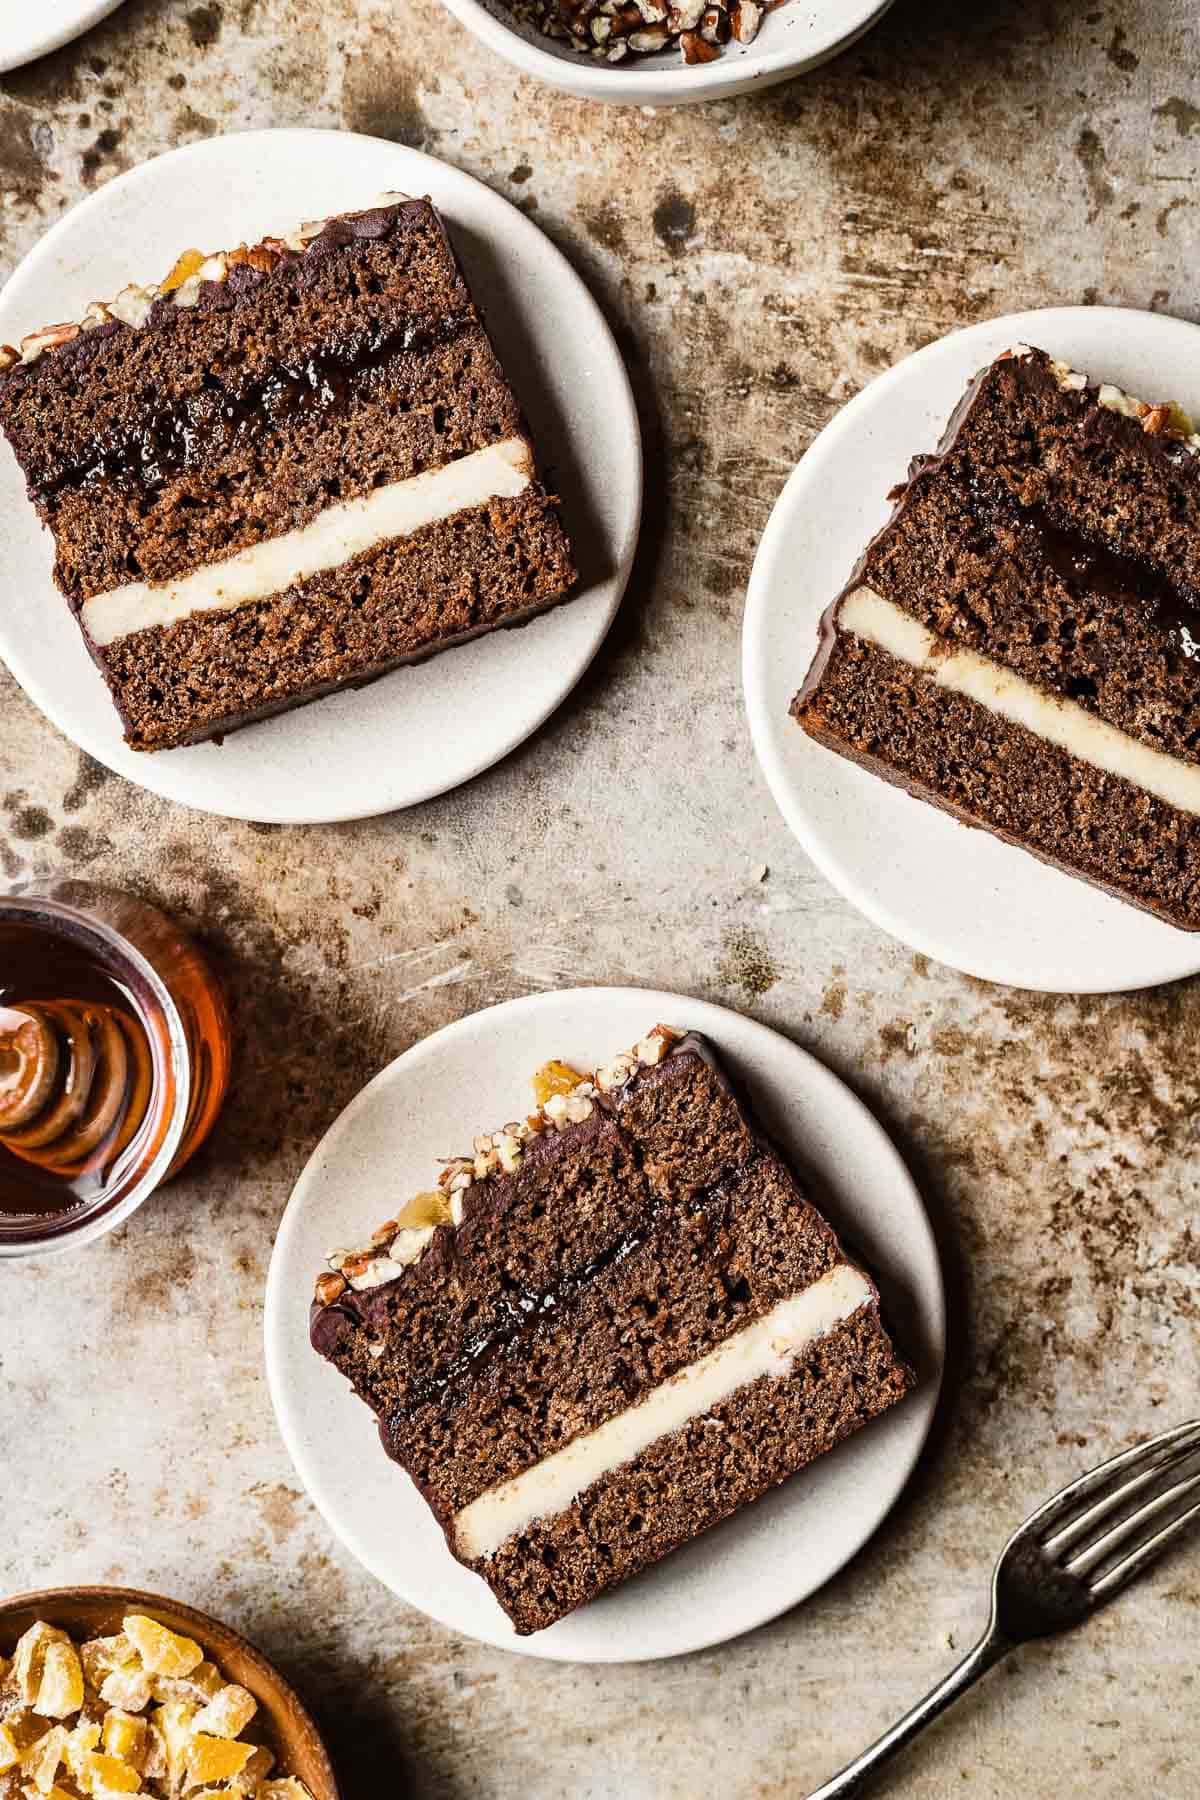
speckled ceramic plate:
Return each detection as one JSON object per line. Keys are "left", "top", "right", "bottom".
{"left": 0, "top": 0, "right": 124, "bottom": 73}
{"left": 264, "top": 988, "right": 944, "bottom": 1663}
{"left": 744, "top": 306, "right": 1200, "bottom": 994}
{"left": 0, "top": 129, "right": 640, "bottom": 823}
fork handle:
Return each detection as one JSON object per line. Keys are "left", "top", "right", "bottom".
{"left": 804, "top": 1628, "right": 1012, "bottom": 1798}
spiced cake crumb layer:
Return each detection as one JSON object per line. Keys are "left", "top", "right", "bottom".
{"left": 792, "top": 345, "right": 1200, "bottom": 931}
{"left": 0, "top": 198, "right": 576, "bottom": 751}
{"left": 310, "top": 1027, "right": 913, "bottom": 1635}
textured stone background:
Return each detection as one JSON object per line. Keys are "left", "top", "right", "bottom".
{"left": 2, "top": 0, "right": 1199, "bottom": 1794}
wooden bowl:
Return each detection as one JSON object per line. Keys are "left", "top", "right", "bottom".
{"left": 0, "top": 1585, "right": 340, "bottom": 1799}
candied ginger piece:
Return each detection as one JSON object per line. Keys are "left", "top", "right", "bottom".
{"left": 147, "top": 1662, "right": 221, "bottom": 1707}
{"left": 0, "top": 1729, "right": 17, "bottom": 1774}
{"left": 19, "top": 1724, "right": 65, "bottom": 1792}
{"left": 79, "top": 1638, "right": 135, "bottom": 1693}
{"left": 62, "top": 1719, "right": 100, "bottom": 1778}
{"left": 393, "top": 1191, "right": 452, "bottom": 1231}
{"left": 258, "top": 1781, "right": 314, "bottom": 1799}
{"left": 97, "top": 1670, "right": 152, "bottom": 1716}
{"left": 219, "top": 1742, "right": 273, "bottom": 1792}
{"left": 120, "top": 1621, "right": 201, "bottom": 1683}
{"left": 184, "top": 1733, "right": 253, "bottom": 1785}
{"left": 12, "top": 1629, "right": 68, "bottom": 1707}
{"left": 21, "top": 1787, "right": 75, "bottom": 1800}
{"left": 154, "top": 1700, "right": 197, "bottom": 1790}
{"left": 139, "top": 1724, "right": 166, "bottom": 1786}
{"left": 33, "top": 1645, "right": 83, "bottom": 1722}
{"left": 158, "top": 249, "right": 206, "bottom": 295}
{"left": 191, "top": 1686, "right": 255, "bottom": 1742}
{"left": 100, "top": 1714, "right": 145, "bottom": 1773}
{"left": 77, "top": 1748, "right": 142, "bottom": 1793}
{"left": 531, "top": 1060, "right": 587, "bottom": 1106}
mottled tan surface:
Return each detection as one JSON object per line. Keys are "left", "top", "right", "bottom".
{"left": 2, "top": 1, "right": 1199, "bottom": 1794}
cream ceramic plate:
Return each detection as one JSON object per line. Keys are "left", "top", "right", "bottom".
{"left": 0, "top": 0, "right": 123, "bottom": 72}
{"left": 744, "top": 306, "right": 1200, "bottom": 994}
{"left": 264, "top": 988, "right": 944, "bottom": 1663}
{"left": 0, "top": 130, "right": 640, "bottom": 823}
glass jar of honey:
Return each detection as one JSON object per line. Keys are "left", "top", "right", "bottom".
{"left": 0, "top": 880, "right": 232, "bottom": 1254}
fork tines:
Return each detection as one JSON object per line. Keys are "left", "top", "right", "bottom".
{"left": 1038, "top": 1420, "right": 1200, "bottom": 1601}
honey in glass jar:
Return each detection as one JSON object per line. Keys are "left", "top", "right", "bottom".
{"left": 0, "top": 880, "right": 232, "bottom": 1254}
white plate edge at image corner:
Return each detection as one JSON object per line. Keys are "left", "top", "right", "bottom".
{"left": 263, "top": 986, "right": 946, "bottom": 1664}
{"left": 742, "top": 305, "right": 1200, "bottom": 996}
{"left": 0, "top": 0, "right": 125, "bottom": 75}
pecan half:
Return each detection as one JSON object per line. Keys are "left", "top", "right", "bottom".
{"left": 20, "top": 322, "right": 79, "bottom": 362}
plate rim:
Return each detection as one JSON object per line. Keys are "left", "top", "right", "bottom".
{"left": 743, "top": 304, "right": 1200, "bottom": 994}
{"left": 264, "top": 985, "right": 946, "bottom": 1664}
{"left": 0, "top": 0, "right": 125, "bottom": 73}
{"left": 0, "top": 127, "right": 641, "bottom": 824}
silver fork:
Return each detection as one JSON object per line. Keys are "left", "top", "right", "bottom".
{"left": 807, "top": 1418, "right": 1200, "bottom": 1799}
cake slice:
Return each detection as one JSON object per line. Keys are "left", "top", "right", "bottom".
{"left": 310, "top": 1025, "right": 913, "bottom": 1635}
{"left": 0, "top": 198, "right": 575, "bottom": 751}
{"left": 793, "top": 345, "right": 1200, "bottom": 930}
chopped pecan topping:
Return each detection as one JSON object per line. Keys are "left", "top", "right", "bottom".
{"left": 19, "top": 322, "right": 79, "bottom": 363}
{"left": 1, "top": 202, "right": 401, "bottom": 372}
{"left": 680, "top": 24, "right": 718, "bottom": 54}
{"left": 730, "top": 0, "right": 762, "bottom": 40}
{"left": 322, "top": 1027, "right": 683, "bottom": 1285}
{"left": 507, "top": 0, "right": 764, "bottom": 64}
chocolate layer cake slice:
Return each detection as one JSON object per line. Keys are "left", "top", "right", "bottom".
{"left": 0, "top": 199, "right": 575, "bottom": 751}
{"left": 793, "top": 345, "right": 1200, "bottom": 930}
{"left": 310, "top": 1025, "right": 913, "bottom": 1635}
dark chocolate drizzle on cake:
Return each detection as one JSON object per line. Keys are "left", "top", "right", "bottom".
{"left": 973, "top": 485, "right": 1200, "bottom": 661}
{"left": 320, "top": 1162, "right": 762, "bottom": 1478}
{"left": 311, "top": 1124, "right": 677, "bottom": 1423}
{"left": 29, "top": 312, "right": 474, "bottom": 502}
{"left": 392, "top": 1198, "right": 671, "bottom": 1425}
{"left": 794, "top": 348, "right": 1200, "bottom": 713}
{"left": 309, "top": 1034, "right": 772, "bottom": 1440}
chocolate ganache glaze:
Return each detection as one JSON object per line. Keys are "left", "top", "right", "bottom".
{"left": 308, "top": 1034, "right": 777, "bottom": 1444}
{"left": 0, "top": 200, "right": 431, "bottom": 389}
{"left": 793, "top": 348, "right": 1200, "bottom": 714}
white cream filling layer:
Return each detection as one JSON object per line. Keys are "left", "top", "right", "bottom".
{"left": 453, "top": 1263, "right": 874, "bottom": 1563}
{"left": 841, "top": 587, "right": 1200, "bottom": 819}
{"left": 81, "top": 436, "right": 534, "bottom": 647}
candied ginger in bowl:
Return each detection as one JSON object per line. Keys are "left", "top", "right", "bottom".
{"left": 0, "top": 1613, "right": 312, "bottom": 1798}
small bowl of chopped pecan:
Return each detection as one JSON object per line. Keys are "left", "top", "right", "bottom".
{"left": 0, "top": 1587, "right": 339, "bottom": 1799}
{"left": 435, "top": 0, "right": 893, "bottom": 103}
